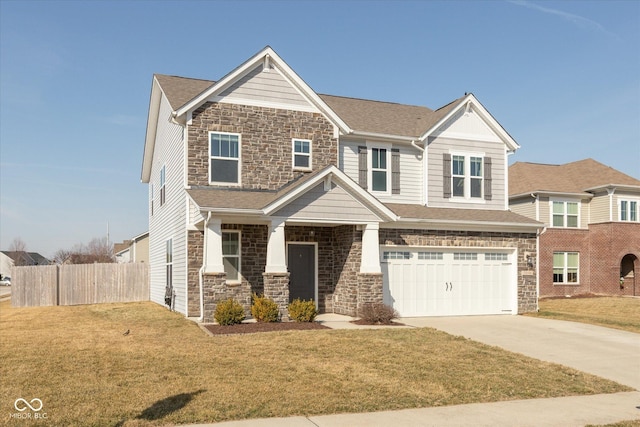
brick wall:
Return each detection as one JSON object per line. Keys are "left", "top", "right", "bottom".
{"left": 539, "top": 223, "right": 640, "bottom": 297}
{"left": 188, "top": 102, "right": 337, "bottom": 189}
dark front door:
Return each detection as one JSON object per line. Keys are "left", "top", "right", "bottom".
{"left": 288, "top": 244, "right": 315, "bottom": 303}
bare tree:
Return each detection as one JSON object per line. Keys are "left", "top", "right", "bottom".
{"left": 52, "top": 237, "right": 114, "bottom": 264}
{"left": 8, "top": 237, "right": 26, "bottom": 252}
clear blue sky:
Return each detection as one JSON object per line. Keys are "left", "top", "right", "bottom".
{"left": 1, "top": 0, "right": 639, "bottom": 258}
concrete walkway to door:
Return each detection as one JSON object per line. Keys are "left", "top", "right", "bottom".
{"left": 400, "top": 314, "right": 640, "bottom": 390}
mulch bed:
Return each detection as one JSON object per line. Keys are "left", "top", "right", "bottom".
{"left": 539, "top": 293, "right": 605, "bottom": 300}
{"left": 205, "top": 321, "right": 330, "bottom": 335}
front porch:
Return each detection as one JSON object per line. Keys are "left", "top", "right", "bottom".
{"left": 188, "top": 222, "right": 384, "bottom": 323}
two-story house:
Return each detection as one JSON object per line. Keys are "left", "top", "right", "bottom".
{"left": 141, "top": 46, "right": 541, "bottom": 322}
{"left": 509, "top": 159, "right": 640, "bottom": 297}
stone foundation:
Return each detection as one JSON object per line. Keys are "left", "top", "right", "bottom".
{"left": 263, "top": 272, "right": 290, "bottom": 321}
{"left": 202, "top": 272, "right": 252, "bottom": 323}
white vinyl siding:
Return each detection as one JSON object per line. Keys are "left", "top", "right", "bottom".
{"left": 427, "top": 136, "right": 505, "bottom": 209}
{"left": 149, "top": 93, "right": 188, "bottom": 314}
{"left": 339, "top": 140, "right": 423, "bottom": 204}
{"left": 217, "top": 64, "right": 315, "bottom": 111}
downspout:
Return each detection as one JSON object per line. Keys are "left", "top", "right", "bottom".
{"left": 198, "top": 212, "right": 212, "bottom": 322}
{"left": 410, "top": 140, "right": 424, "bottom": 152}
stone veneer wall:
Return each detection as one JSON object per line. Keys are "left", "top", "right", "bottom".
{"left": 380, "top": 229, "right": 538, "bottom": 314}
{"left": 187, "top": 102, "right": 337, "bottom": 189}
{"left": 332, "top": 225, "right": 362, "bottom": 315}
{"left": 263, "top": 272, "right": 290, "bottom": 321}
{"left": 187, "top": 230, "right": 204, "bottom": 317}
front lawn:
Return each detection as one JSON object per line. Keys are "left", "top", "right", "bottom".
{"left": 530, "top": 296, "right": 640, "bottom": 333}
{"left": 0, "top": 300, "right": 630, "bottom": 426}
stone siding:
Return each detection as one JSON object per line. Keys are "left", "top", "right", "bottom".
{"left": 332, "top": 225, "right": 362, "bottom": 315}
{"left": 188, "top": 102, "right": 337, "bottom": 189}
{"left": 186, "top": 230, "right": 204, "bottom": 317}
{"left": 263, "top": 272, "right": 290, "bottom": 321}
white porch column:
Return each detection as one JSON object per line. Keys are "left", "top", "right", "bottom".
{"left": 360, "top": 222, "right": 381, "bottom": 273}
{"left": 265, "top": 218, "right": 287, "bottom": 273}
{"left": 204, "top": 218, "right": 225, "bottom": 273}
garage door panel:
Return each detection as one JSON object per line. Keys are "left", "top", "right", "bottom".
{"left": 382, "top": 248, "right": 514, "bottom": 317}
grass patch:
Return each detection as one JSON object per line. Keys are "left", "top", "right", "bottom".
{"left": 0, "top": 300, "right": 630, "bottom": 426}
{"left": 529, "top": 296, "right": 640, "bottom": 333}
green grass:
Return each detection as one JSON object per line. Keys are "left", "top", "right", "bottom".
{"left": 0, "top": 300, "right": 631, "bottom": 426}
{"left": 529, "top": 296, "right": 640, "bottom": 333}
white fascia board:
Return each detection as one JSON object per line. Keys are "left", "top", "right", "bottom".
{"left": 385, "top": 218, "right": 542, "bottom": 233}
{"left": 263, "top": 166, "right": 397, "bottom": 221}
{"left": 419, "top": 94, "right": 520, "bottom": 152}
{"left": 511, "top": 191, "right": 593, "bottom": 199}
{"left": 583, "top": 184, "right": 640, "bottom": 193}
{"left": 174, "top": 46, "right": 352, "bottom": 134}
{"left": 347, "top": 130, "right": 417, "bottom": 143}
{"left": 141, "top": 77, "right": 163, "bottom": 183}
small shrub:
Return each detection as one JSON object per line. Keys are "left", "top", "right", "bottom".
{"left": 214, "top": 298, "right": 245, "bottom": 326}
{"left": 251, "top": 293, "right": 280, "bottom": 323}
{"left": 288, "top": 299, "right": 317, "bottom": 322}
{"left": 358, "top": 302, "right": 399, "bottom": 325}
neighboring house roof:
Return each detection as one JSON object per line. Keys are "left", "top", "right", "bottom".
{"left": 510, "top": 159, "right": 640, "bottom": 197}
{"left": 1, "top": 251, "right": 50, "bottom": 266}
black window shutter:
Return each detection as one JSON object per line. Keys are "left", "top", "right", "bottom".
{"left": 391, "top": 148, "right": 400, "bottom": 194}
{"left": 484, "top": 157, "right": 492, "bottom": 200}
{"left": 443, "top": 153, "right": 451, "bottom": 198}
{"left": 358, "top": 146, "right": 368, "bottom": 189}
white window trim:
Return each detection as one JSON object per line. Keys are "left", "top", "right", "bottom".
{"left": 222, "top": 230, "right": 242, "bottom": 283}
{"left": 549, "top": 198, "right": 581, "bottom": 228}
{"left": 553, "top": 251, "right": 580, "bottom": 285}
{"left": 209, "top": 131, "right": 242, "bottom": 186}
{"left": 618, "top": 197, "right": 640, "bottom": 222}
{"left": 160, "top": 165, "right": 166, "bottom": 206}
{"left": 449, "top": 151, "right": 485, "bottom": 202}
{"left": 292, "top": 138, "right": 312, "bottom": 171}
{"left": 367, "top": 142, "right": 391, "bottom": 195}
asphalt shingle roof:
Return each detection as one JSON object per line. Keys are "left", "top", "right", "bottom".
{"left": 509, "top": 159, "right": 640, "bottom": 196}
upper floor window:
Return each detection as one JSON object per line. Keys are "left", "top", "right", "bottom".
{"left": 553, "top": 252, "right": 579, "bottom": 284}
{"left": 292, "top": 139, "right": 312, "bottom": 171}
{"left": 551, "top": 200, "right": 579, "bottom": 227}
{"left": 210, "top": 132, "right": 240, "bottom": 185}
{"left": 444, "top": 153, "right": 491, "bottom": 201}
{"left": 620, "top": 199, "right": 639, "bottom": 222}
{"left": 371, "top": 148, "right": 388, "bottom": 192}
{"left": 159, "top": 165, "right": 166, "bottom": 206}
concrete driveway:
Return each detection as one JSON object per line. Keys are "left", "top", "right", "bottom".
{"left": 401, "top": 315, "right": 640, "bottom": 390}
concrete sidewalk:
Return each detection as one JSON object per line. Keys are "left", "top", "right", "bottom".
{"left": 182, "top": 391, "right": 640, "bottom": 426}
{"left": 180, "top": 314, "right": 640, "bottom": 426}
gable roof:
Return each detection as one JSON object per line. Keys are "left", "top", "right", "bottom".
{"left": 154, "top": 74, "right": 214, "bottom": 110}
{"left": 509, "top": 158, "right": 640, "bottom": 197}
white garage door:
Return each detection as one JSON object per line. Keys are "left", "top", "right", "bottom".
{"left": 381, "top": 248, "right": 516, "bottom": 317}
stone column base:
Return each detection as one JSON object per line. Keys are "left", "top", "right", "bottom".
{"left": 263, "top": 272, "right": 290, "bottom": 321}
{"left": 356, "top": 273, "right": 383, "bottom": 315}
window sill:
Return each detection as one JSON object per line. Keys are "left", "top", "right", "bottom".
{"left": 293, "top": 168, "right": 312, "bottom": 173}
{"left": 450, "top": 197, "right": 486, "bottom": 204}
{"left": 553, "top": 283, "right": 581, "bottom": 286}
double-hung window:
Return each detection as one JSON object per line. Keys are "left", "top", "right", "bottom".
{"left": 371, "top": 147, "right": 388, "bottom": 192}
{"left": 159, "top": 166, "right": 166, "bottom": 206}
{"left": 551, "top": 200, "right": 579, "bottom": 227}
{"left": 450, "top": 154, "right": 483, "bottom": 199}
{"left": 210, "top": 132, "right": 240, "bottom": 185}
{"left": 292, "top": 139, "right": 312, "bottom": 170}
{"left": 553, "top": 252, "right": 579, "bottom": 284}
{"left": 222, "top": 231, "right": 241, "bottom": 282}
{"left": 620, "top": 199, "right": 639, "bottom": 222}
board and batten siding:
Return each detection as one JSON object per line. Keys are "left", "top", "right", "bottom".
{"left": 218, "top": 64, "right": 314, "bottom": 110}
{"left": 339, "top": 140, "right": 423, "bottom": 204}
{"left": 273, "top": 183, "right": 380, "bottom": 222}
{"left": 149, "top": 92, "right": 188, "bottom": 315}
{"left": 427, "top": 136, "right": 506, "bottom": 210}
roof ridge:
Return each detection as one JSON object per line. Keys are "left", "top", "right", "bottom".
{"left": 319, "top": 93, "right": 433, "bottom": 110}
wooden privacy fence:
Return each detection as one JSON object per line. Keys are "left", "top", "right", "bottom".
{"left": 11, "top": 263, "right": 149, "bottom": 307}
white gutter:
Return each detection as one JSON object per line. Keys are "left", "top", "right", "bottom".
{"left": 198, "top": 212, "right": 212, "bottom": 323}
{"left": 410, "top": 140, "right": 425, "bottom": 152}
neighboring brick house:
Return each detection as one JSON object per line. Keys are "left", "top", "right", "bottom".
{"left": 509, "top": 159, "right": 640, "bottom": 297}
{"left": 142, "top": 46, "right": 541, "bottom": 322}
